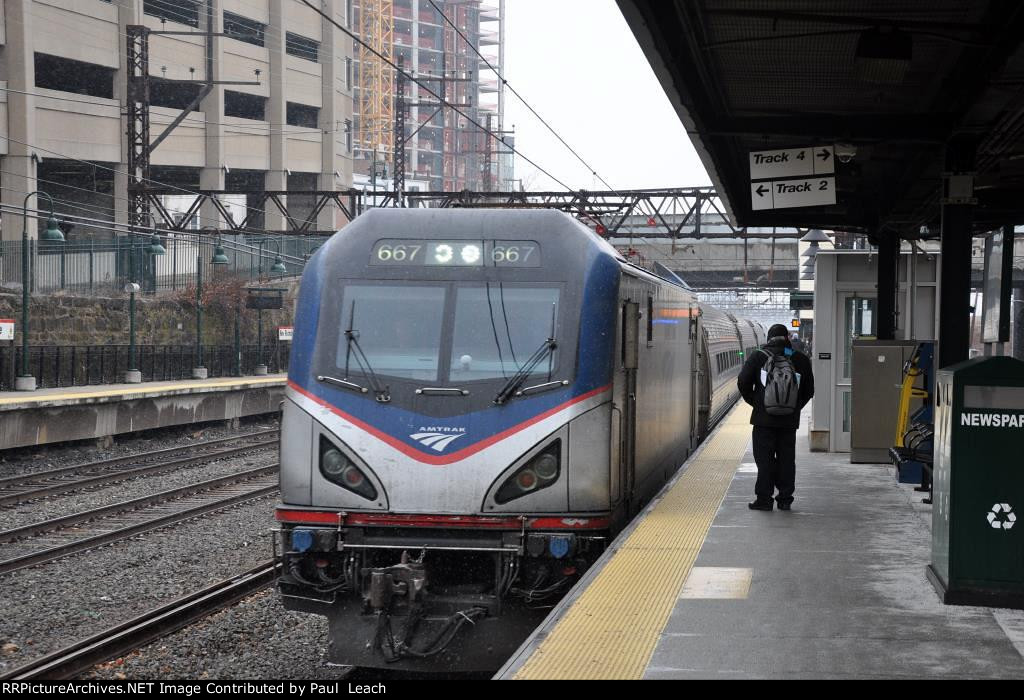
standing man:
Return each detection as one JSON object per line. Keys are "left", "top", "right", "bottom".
{"left": 737, "top": 323, "right": 815, "bottom": 511}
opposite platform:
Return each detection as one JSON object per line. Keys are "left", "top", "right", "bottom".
{"left": 0, "top": 375, "right": 286, "bottom": 450}
{"left": 497, "top": 405, "right": 1024, "bottom": 680}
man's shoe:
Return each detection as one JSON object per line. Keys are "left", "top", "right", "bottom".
{"left": 748, "top": 500, "right": 773, "bottom": 511}
{"left": 777, "top": 502, "right": 792, "bottom": 511}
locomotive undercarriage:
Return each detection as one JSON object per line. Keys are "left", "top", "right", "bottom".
{"left": 276, "top": 524, "right": 605, "bottom": 671}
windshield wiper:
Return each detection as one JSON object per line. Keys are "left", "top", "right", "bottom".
{"left": 340, "top": 301, "right": 390, "bottom": 403}
{"left": 494, "top": 337, "right": 557, "bottom": 405}
{"left": 515, "top": 379, "right": 570, "bottom": 397}
{"left": 318, "top": 375, "right": 369, "bottom": 395}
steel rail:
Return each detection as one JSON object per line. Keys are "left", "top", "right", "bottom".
{"left": 0, "top": 438, "right": 277, "bottom": 507}
{"left": 0, "top": 428, "right": 278, "bottom": 490}
{"left": 0, "top": 465, "right": 278, "bottom": 543}
{"left": 0, "top": 472, "right": 279, "bottom": 576}
{"left": 0, "top": 561, "right": 281, "bottom": 680}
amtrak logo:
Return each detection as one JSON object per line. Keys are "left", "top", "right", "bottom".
{"left": 409, "top": 427, "right": 467, "bottom": 453}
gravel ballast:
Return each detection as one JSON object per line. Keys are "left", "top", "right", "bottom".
{"left": 0, "top": 448, "right": 278, "bottom": 533}
{"left": 0, "top": 496, "right": 279, "bottom": 675}
{"left": 85, "top": 590, "right": 348, "bottom": 681}
{"left": 0, "top": 419, "right": 279, "bottom": 481}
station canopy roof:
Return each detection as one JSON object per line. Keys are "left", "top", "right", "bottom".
{"left": 617, "top": 1, "right": 1024, "bottom": 238}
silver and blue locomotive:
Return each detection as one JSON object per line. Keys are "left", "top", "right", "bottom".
{"left": 274, "top": 209, "right": 763, "bottom": 671}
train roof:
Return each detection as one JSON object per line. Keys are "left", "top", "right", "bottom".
{"left": 336, "top": 208, "right": 620, "bottom": 251}
{"left": 307, "top": 208, "right": 629, "bottom": 279}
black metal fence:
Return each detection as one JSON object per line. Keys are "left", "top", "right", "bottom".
{"left": 0, "top": 234, "right": 323, "bottom": 296}
{"left": 0, "top": 343, "right": 291, "bottom": 391}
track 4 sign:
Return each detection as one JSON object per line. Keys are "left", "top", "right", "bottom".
{"left": 749, "top": 146, "right": 834, "bottom": 180}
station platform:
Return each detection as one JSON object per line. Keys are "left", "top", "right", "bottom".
{"left": 0, "top": 375, "right": 286, "bottom": 451}
{"left": 497, "top": 405, "right": 1024, "bottom": 680}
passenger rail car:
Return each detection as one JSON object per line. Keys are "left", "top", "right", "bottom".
{"left": 274, "top": 210, "right": 764, "bottom": 671}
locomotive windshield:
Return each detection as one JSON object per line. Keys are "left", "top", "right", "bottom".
{"left": 337, "top": 285, "right": 446, "bottom": 381}
{"left": 450, "top": 286, "right": 560, "bottom": 381}
{"left": 334, "top": 282, "right": 564, "bottom": 385}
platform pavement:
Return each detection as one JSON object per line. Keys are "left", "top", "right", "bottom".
{"left": 0, "top": 375, "right": 287, "bottom": 450}
{"left": 498, "top": 406, "right": 1024, "bottom": 680}
{"left": 642, "top": 417, "right": 1024, "bottom": 679}
{"left": 0, "top": 375, "right": 286, "bottom": 410}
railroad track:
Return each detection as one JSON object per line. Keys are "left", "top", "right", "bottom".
{"left": 0, "top": 561, "right": 281, "bottom": 680}
{"left": 0, "top": 467, "right": 279, "bottom": 575}
{"left": 0, "top": 430, "right": 278, "bottom": 507}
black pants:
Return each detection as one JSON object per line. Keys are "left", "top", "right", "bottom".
{"left": 752, "top": 425, "right": 797, "bottom": 505}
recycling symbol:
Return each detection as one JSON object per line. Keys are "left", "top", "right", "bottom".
{"left": 987, "top": 503, "right": 1016, "bottom": 531}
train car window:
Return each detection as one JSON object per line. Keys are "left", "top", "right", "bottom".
{"left": 449, "top": 286, "right": 561, "bottom": 382}
{"left": 336, "top": 285, "right": 446, "bottom": 381}
{"left": 646, "top": 295, "right": 654, "bottom": 346}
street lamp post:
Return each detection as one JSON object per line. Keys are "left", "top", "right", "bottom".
{"left": 234, "top": 301, "right": 242, "bottom": 377}
{"left": 255, "top": 304, "right": 266, "bottom": 376}
{"left": 254, "top": 238, "right": 285, "bottom": 376}
{"left": 16, "top": 192, "right": 64, "bottom": 392}
{"left": 124, "top": 282, "right": 142, "bottom": 383}
{"left": 193, "top": 240, "right": 230, "bottom": 380}
{"left": 124, "top": 235, "right": 164, "bottom": 384}
{"left": 193, "top": 254, "right": 207, "bottom": 379}
{"left": 257, "top": 237, "right": 287, "bottom": 282}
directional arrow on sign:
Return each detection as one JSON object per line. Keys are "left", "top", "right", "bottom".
{"left": 751, "top": 177, "right": 836, "bottom": 210}
{"left": 749, "top": 145, "right": 834, "bottom": 178}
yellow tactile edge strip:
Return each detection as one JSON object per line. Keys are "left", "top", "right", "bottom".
{"left": 513, "top": 404, "right": 751, "bottom": 680}
{"left": 0, "top": 375, "right": 286, "bottom": 406}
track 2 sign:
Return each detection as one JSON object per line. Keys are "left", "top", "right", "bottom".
{"left": 751, "top": 177, "right": 836, "bottom": 210}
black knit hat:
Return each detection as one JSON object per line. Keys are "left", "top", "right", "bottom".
{"left": 767, "top": 323, "right": 790, "bottom": 339}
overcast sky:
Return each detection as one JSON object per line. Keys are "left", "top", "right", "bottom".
{"left": 501, "top": 0, "right": 711, "bottom": 191}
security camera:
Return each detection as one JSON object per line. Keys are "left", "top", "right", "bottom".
{"left": 835, "top": 143, "right": 857, "bottom": 164}
{"left": 124, "top": 282, "right": 141, "bottom": 294}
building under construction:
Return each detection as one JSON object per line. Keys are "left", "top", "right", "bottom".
{"left": 352, "top": 0, "right": 510, "bottom": 192}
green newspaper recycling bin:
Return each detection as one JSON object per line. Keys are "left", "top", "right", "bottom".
{"left": 928, "top": 356, "right": 1024, "bottom": 608}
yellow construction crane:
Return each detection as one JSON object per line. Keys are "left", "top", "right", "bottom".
{"left": 356, "top": 0, "right": 394, "bottom": 164}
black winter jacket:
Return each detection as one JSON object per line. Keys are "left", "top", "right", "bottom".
{"left": 736, "top": 336, "right": 814, "bottom": 429}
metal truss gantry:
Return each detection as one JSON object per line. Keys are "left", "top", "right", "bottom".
{"left": 366, "top": 188, "right": 812, "bottom": 239}
{"left": 145, "top": 190, "right": 360, "bottom": 235}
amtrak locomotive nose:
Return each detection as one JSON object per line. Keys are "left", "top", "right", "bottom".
{"left": 274, "top": 209, "right": 762, "bottom": 672}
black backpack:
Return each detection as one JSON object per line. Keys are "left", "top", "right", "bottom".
{"left": 759, "top": 349, "right": 799, "bottom": 416}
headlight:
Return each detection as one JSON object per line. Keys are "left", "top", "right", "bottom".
{"left": 495, "top": 441, "right": 561, "bottom": 504}
{"left": 319, "top": 436, "right": 378, "bottom": 501}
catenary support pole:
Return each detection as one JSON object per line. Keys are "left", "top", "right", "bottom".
{"left": 876, "top": 233, "right": 899, "bottom": 340}
{"left": 938, "top": 135, "right": 976, "bottom": 369}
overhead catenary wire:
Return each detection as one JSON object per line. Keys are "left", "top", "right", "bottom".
{"left": 296, "top": 0, "right": 577, "bottom": 192}
{"left": 1, "top": 134, "right": 341, "bottom": 232}
{"left": 0, "top": 23, "right": 348, "bottom": 239}
{"left": 4, "top": 9, "right": 351, "bottom": 137}
{"left": 0, "top": 181, "right": 328, "bottom": 248}
{"left": 425, "top": 0, "right": 616, "bottom": 192}
{"left": 0, "top": 86, "right": 351, "bottom": 138}
{"left": 0, "top": 203, "right": 316, "bottom": 264}
{"left": 7, "top": 2, "right": 572, "bottom": 221}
